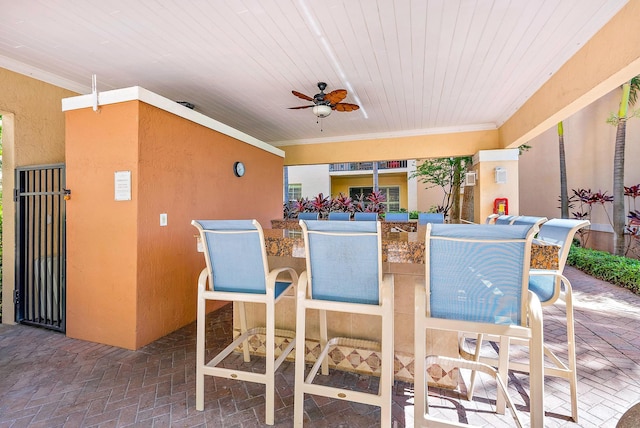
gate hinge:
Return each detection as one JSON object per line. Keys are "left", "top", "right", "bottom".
{"left": 13, "top": 289, "right": 20, "bottom": 305}
{"left": 13, "top": 188, "right": 19, "bottom": 202}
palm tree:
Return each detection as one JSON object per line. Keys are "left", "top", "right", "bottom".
{"left": 611, "top": 75, "right": 640, "bottom": 256}
{"left": 449, "top": 157, "right": 463, "bottom": 222}
{"left": 558, "top": 121, "right": 569, "bottom": 218}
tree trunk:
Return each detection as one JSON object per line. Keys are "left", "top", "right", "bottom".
{"left": 373, "top": 161, "right": 379, "bottom": 192}
{"left": 461, "top": 164, "right": 475, "bottom": 223}
{"left": 613, "top": 82, "right": 631, "bottom": 256}
{"left": 450, "top": 158, "right": 462, "bottom": 223}
{"left": 558, "top": 122, "right": 569, "bottom": 218}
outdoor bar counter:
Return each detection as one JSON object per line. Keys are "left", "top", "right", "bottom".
{"left": 268, "top": 219, "right": 558, "bottom": 269}
{"left": 232, "top": 220, "right": 558, "bottom": 388}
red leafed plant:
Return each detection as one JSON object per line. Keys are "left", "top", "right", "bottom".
{"left": 365, "top": 190, "right": 387, "bottom": 213}
{"left": 287, "top": 190, "right": 391, "bottom": 218}
{"left": 331, "top": 193, "right": 354, "bottom": 213}
{"left": 309, "top": 193, "right": 331, "bottom": 218}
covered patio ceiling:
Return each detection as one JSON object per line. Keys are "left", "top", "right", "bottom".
{"left": 0, "top": 0, "right": 631, "bottom": 146}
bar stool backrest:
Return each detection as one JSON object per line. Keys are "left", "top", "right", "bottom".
{"left": 300, "top": 220, "right": 381, "bottom": 305}
{"left": 385, "top": 212, "right": 409, "bottom": 222}
{"left": 193, "top": 219, "right": 268, "bottom": 293}
{"left": 328, "top": 212, "right": 351, "bottom": 221}
{"left": 354, "top": 212, "right": 378, "bottom": 221}
{"left": 426, "top": 223, "right": 534, "bottom": 325}
{"left": 298, "top": 212, "right": 319, "bottom": 220}
{"left": 418, "top": 212, "right": 444, "bottom": 225}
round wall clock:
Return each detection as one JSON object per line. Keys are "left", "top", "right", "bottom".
{"left": 233, "top": 161, "right": 245, "bottom": 177}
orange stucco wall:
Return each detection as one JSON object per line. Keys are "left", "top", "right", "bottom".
{"left": 65, "top": 100, "right": 284, "bottom": 349}
{"left": 0, "top": 67, "right": 77, "bottom": 324}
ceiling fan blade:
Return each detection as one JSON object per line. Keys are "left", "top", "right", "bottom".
{"left": 324, "top": 89, "right": 347, "bottom": 104}
{"left": 288, "top": 105, "right": 315, "bottom": 109}
{"left": 292, "top": 90, "right": 313, "bottom": 101}
{"left": 333, "top": 102, "right": 360, "bottom": 112}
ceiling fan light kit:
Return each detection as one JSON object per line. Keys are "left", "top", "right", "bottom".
{"left": 289, "top": 81, "right": 359, "bottom": 126}
{"left": 312, "top": 104, "right": 332, "bottom": 118}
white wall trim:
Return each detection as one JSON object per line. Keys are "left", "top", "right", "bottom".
{"left": 472, "top": 149, "right": 520, "bottom": 164}
{"left": 0, "top": 55, "right": 90, "bottom": 94}
{"left": 62, "top": 86, "right": 285, "bottom": 158}
{"left": 407, "top": 160, "right": 418, "bottom": 212}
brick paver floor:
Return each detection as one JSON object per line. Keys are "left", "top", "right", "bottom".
{"left": 1, "top": 266, "right": 639, "bottom": 427}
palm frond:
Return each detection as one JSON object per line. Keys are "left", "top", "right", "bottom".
{"left": 628, "top": 75, "right": 640, "bottom": 106}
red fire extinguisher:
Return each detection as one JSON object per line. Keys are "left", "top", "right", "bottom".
{"left": 493, "top": 198, "right": 508, "bottom": 215}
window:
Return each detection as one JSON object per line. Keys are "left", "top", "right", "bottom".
{"left": 349, "top": 186, "right": 400, "bottom": 212}
{"left": 288, "top": 183, "right": 302, "bottom": 201}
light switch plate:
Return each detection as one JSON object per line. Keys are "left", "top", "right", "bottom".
{"left": 160, "top": 213, "right": 168, "bottom": 226}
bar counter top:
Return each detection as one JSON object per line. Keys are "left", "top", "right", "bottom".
{"left": 266, "top": 221, "right": 559, "bottom": 270}
{"left": 272, "top": 218, "right": 418, "bottom": 233}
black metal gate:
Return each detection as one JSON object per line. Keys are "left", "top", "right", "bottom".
{"left": 14, "top": 164, "right": 66, "bottom": 332}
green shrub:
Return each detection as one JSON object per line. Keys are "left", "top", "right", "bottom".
{"left": 0, "top": 190, "right": 2, "bottom": 319}
{"left": 382, "top": 209, "right": 420, "bottom": 220}
{"left": 0, "top": 193, "right": 2, "bottom": 320}
{"left": 567, "top": 245, "right": 640, "bottom": 294}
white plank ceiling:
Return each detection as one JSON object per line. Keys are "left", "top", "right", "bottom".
{"left": 0, "top": 0, "right": 628, "bottom": 145}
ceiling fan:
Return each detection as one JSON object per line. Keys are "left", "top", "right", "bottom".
{"left": 289, "top": 82, "right": 360, "bottom": 118}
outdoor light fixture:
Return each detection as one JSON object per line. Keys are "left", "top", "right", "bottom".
{"left": 312, "top": 104, "right": 332, "bottom": 118}
{"left": 465, "top": 171, "right": 477, "bottom": 186}
{"left": 495, "top": 167, "right": 507, "bottom": 184}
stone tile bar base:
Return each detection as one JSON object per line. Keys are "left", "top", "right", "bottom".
{"left": 239, "top": 330, "right": 458, "bottom": 389}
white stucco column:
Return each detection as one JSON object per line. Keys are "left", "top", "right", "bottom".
{"left": 472, "top": 149, "right": 520, "bottom": 223}
{"left": 407, "top": 159, "right": 418, "bottom": 212}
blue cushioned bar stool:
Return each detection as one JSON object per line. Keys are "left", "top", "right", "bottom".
{"left": 467, "top": 218, "right": 589, "bottom": 423}
{"left": 385, "top": 212, "right": 409, "bottom": 222}
{"left": 511, "top": 215, "right": 548, "bottom": 231}
{"left": 418, "top": 212, "right": 444, "bottom": 224}
{"left": 485, "top": 213, "right": 499, "bottom": 224}
{"left": 294, "top": 220, "right": 394, "bottom": 427}
{"left": 192, "top": 219, "right": 298, "bottom": 426}
{"left": 354, "top": 212, "right": 378, "bottom": 221}
{"left": 328, "top": 212, "right": 351, "bottom": 221}
{"left": 528, "top": 218, "right": 588, "bottom": 422}
{"left": 414, "top": 224, "right": 544, "bottom": 427}
{"left": 298, "top": 212, "right": 319, "bottom": 220}
{"left": 494, "top": 214, "right": 516, "bottom": 224}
